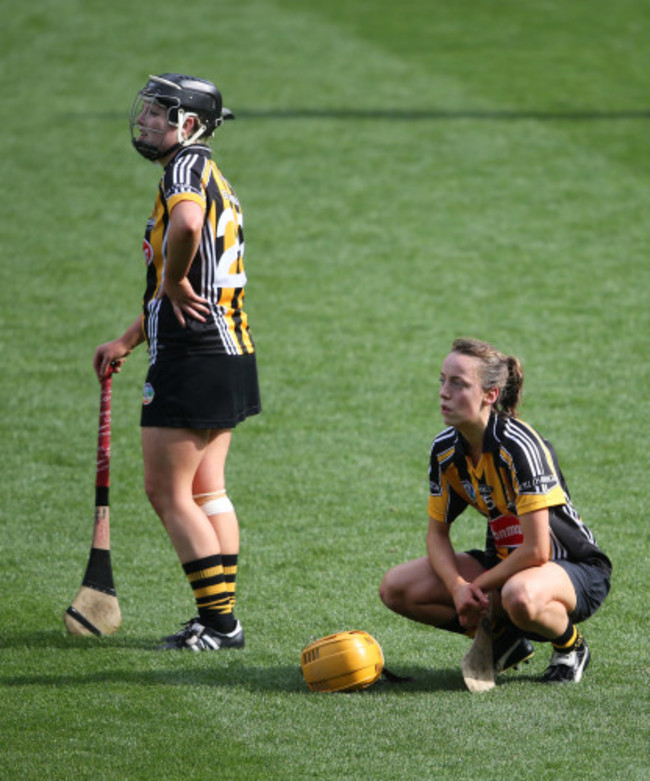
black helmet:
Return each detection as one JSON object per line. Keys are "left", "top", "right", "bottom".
{"left": 130, "top": 73, "right": 234, "bottom": 160}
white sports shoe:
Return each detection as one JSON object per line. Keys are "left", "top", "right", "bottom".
{"left": 158, "top": 618, "right": 244, "bottom": 651}
{"left": 542, "top": 634, "right": 590, "bottom": 683}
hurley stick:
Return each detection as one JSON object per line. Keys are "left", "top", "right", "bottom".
{"left": 461, "top": 607, "right": 495, "bottom": 693}
{"left": 64, "top": 371, "right": 121, "bottom": 636}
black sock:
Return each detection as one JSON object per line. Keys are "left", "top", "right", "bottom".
{"left": 222, "top": 553, "right": 238, "bottom": 610}
{"left": 182, "top": 555, "right": 236, "bottom": 633}
{"left": 492, "top": 617, "right": 522, "bottom": 638}
{"left": 552, "top": 622, "right": 578, "bottom": 652}
{"left": 440, "top": 616, "right": 470, "bottom": 636}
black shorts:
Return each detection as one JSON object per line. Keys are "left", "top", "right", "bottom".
{"left": 555, "top": 558, "right": 611, "bottom": 623}
{"left": 140, "top": 352, "right": 261, "bottom": 429}
{"left": 466, "top": 549, "right": 611, "bottom": 624}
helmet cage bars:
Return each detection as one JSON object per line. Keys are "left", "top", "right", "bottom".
{"left": 130, "top": 74, "right": 232, "bottom": 161}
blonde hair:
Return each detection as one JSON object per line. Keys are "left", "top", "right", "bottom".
{"left": 451, "top": 337, "right": 524, "bottom": 417}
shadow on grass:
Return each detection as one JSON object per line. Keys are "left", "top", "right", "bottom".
{"left": 0, "top": 631, "right": 539, "bottom": 693}
{"left": 0, "top": 665, "right": 539, "bottom": 693}
{"left": 0, "top": 665, "right": 467, "bottom": 693}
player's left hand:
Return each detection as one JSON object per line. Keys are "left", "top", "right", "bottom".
{"left": 454, "top": 582, "right": 490, "bottom": 629}
{"left": 162, "top": 277, "right": 210, "bottom": 327}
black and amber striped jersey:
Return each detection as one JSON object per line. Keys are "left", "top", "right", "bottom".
{"left": 428, "top": 412, "right": 611, "bottom": 568}
{"left": 141, "top": 144, "right": 255, "bottom": 364}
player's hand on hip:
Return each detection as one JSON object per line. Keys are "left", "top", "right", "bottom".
{"left": 163, "top": 278, "right": 210, "bottom": 327}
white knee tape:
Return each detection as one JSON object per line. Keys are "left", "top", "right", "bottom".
{"left": 194, "top": 491, "right": 234, "bottom": 516}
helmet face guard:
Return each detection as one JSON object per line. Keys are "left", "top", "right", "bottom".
{"left": 301, "top": 631, "right": 384, "bottom": 692}
{"left": 130, "top": 73, "right": 234, "bottom": 161}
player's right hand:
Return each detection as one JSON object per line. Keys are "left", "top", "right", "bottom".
{"left": 93, "top": 341, "right": 130, "bottom": 381}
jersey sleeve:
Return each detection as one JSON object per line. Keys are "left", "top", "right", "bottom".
{"left": 163, "top": 154, "right": 207, "bottom": 212}
{"left": 428, "top": 438, "right": 468, "bottom": 524}
{"left": 501, "top": 421, "right": 567, "bottom": 516}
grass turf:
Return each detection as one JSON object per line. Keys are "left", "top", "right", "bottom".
{"left": 1, "top": 0, "right": 648, "bottom": 778}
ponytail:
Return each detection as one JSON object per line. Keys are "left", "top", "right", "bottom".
{"left": 498, "top": 355, "right": 524, "bottom": 417}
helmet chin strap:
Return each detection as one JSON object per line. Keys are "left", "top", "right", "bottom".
{"left": 132, "top": 138, "right": 182, "bottom": 162}
{"left": 176, "top": 110, "right": 208, "bottom": 146}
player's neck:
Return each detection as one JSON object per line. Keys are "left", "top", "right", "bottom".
{"left": 456, "top": 422, "right": 487, "bottom": 467}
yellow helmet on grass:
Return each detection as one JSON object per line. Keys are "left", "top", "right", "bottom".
{"left": 301, "top": 630, "right": 384, "bottom": 692}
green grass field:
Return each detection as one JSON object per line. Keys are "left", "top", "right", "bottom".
{"left": 1, "top": 0, "right": 648, "bottom": 778}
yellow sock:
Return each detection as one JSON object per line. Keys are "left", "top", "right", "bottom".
{"left": 222, "top": 554, "right": 238, "bottom": 610}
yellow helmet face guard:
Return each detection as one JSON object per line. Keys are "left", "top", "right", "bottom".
{"left": 301, "top": 631, "right": 384, "bottom": 692}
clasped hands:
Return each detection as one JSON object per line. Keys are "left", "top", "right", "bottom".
{"left": 453, "top": 581, "right": 491, "bottom": 630}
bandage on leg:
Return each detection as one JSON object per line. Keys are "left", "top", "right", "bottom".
{"left": 194, "top": 490, "right": 234, "bottom": 516}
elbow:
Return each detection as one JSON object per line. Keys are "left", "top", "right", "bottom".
{"left": 528, "top": 545, "right": 550, "bottom": 568}
{"left": 176, "top": 218, "right": 203, "bottom": 242}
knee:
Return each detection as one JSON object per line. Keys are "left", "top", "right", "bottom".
{"left": 379, "top": 569, "right": 402, "bottom": 611}
{"left": 143, "top": 475, "right": 161, "bottom": 511}
{"left": 501, "top": 579, "right": 537, "bottom": 625}
{"left": 143, "top": 474, "right": 174, "bottom": 523}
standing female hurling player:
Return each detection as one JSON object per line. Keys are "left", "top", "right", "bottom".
{"left": 93, "top": 73, "right": 261, "bottom": 650}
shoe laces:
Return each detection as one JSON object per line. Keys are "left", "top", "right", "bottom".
{"left": 549, "top": 648, "right": 577, "bottom": 667}
{"left": 173, "top": 618, "right": 204, "bottom": 639}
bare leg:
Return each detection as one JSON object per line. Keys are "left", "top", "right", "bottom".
{"left": 501, "top": 562, "right": 577, "bottom": 639}
{"left": 192, "top": 429, "right": 239, "bottom": 556}
{"left": 142, "top": 427, "right": 221, "bottom": 563}
{"left": 379, "top": 553, "right": 486, "bottom": 627}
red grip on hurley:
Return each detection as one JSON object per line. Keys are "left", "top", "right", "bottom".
{"left": 96, "top": 372, "right": 113, "bottom": 492}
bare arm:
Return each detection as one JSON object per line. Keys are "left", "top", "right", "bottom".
{"left": 162, "top": 200, "right": 210, "bottom": 327}
{"left": 93, "top": 316, "right": 145, "bottom": 381}
{"left": 472, "top": 508, "right": 551, "bottom": 593}
{"left": 427, "top": 518, "right": 489, "bottom": 629}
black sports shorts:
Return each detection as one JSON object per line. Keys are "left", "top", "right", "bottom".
{"left": 140, "top": 352, "right": 261, "bottom": 429}
{"left": 554, "top": 558, "right": 611, "bottom": 623}
{"left": 466, "top": 549, "right": 611, "bottom": 624}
